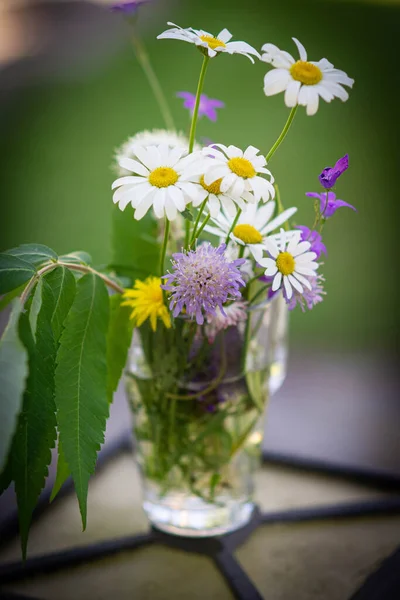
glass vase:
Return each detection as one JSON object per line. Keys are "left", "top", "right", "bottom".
{"left": 125, "top": 294, "right": 288, "bottom": 537}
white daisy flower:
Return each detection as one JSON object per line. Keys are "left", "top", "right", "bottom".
{"left": 112, "top": 144, "right": 205, "bottom": 221}
{"left": 202, "top": 144, "right": 275, "bottom": 204}
{"left": 205, "top": 201, "right": 297, "bottom": 262}
{"left": 258, "top": 229, "right": 319, "bottom": 300}
{"left": 114, "top": 129, "right": 199, "bottom": 176}
{"left": 157, "top": 22, "right": 260, "bottom": 63}
{"left": 261, "top": 38, "right": 354, "bottom": 116}
{"left": 187, "top": 158, "right": 246, "bottom": 219}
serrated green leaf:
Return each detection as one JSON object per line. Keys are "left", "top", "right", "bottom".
{"left": 29, "top": 280, "right": 42, "bottom": 341}
{"left": 0, "top": 254, "right": 36, "bottom": 295}
{"left": 181, "top": 208, "right": 193, "bottom": 222}
{"left": 6, "top": 244, "right": 58, "bottom": 267}
{"left": 45, "top": 266, "right": 77, "bottom": 341}
{"left": 55, "top": 273, "right": 109, "bottom": 529}
{"left": 13, "top": 280, "right": 58, "bottom": 558}
{"left": 59, "top": 251, "right": 92, "bottom": 266}
{"left": 107, "top": 294, "right": 134, "bottom": 403}
{"left": 0, "top": 285, "right": 26, "bottom": 312}
{"left": 111, "top": 206, "right": 160, "bottom": 280}
{"left": 0, "top": 299, "right": 29, "bottom": 472}
{"left": 50, "top": 441, "right": 70, "bottom": 502}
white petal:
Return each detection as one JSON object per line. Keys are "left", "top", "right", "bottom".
{"left": 220, "top": 195, "right": 237, "bottom": 217}
{"left": 272, "top": 271, "right": 282, "bottom": 291}
{"left": 218, "top": 28, "right": 233, "bottom": 43}
{"left": 220, "top": 172, "right": 237, "bottom": 193}
{"left": 292, "top": 272, "right": 312, "bottom": 290}
{"left": 288, "top": 274, "right": 303, "bottom": 294}
{"left": 263, "top": 237, "right": 279, "bottom": 259}
{"left": 204, "top": 165, "right": 229, "bottom": 185}
{"left": 165, "top": 195, "right": 178, "bottom": 221}
{"left": 153, "top": 188, "right": 166, "bottom": 218}
{"left": 292, "top": 38, "right": 307, "bottom": 61}
{"left": 263, "top": 69, "right": 291, "bottom": 96}
{"left": 284, "top": 80, "right": 301, "bottom": 107}
{"left": 112, "top": 176, "right": 144, "bottom": 190}
{"left": 292, "top": 241, "right": 312, "bottom": 257}
{"left": 168, "top": 185, "right": 186, "bottom": 211}
{"left": 263, "top": 207, "right": 297, "bottom": 234}
{"left": 118, "top": 157, "right": 149, "bottom": 176}
{"left": 295, "top": 265, "right": 318, "bottom": 276}
{"left": 208, "top": 194, "right": 220, "bottom": 218}
{"left": 134, "top": 190, "right": 156, "bottom": 220}
{"left": 258, "top": 257, "right": 278, "bottom": 276}
{"left": 230, "top": 177, "right": 245, "bottom": 199}
{"left": 283, "top": 276, "right": 292, "bottom": 299}
{"left": 295, "top": 251, "right": 317, "bottom": 263}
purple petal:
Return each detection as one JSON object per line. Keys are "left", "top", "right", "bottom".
{"left": 318, "top": 154, "right": 349, "bottom": 189}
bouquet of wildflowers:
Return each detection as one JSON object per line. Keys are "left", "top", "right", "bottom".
{"left": 0, "top": 2, "right": 356, "bottom": 550}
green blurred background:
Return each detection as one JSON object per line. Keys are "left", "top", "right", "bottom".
{"left": 1, "top": 0, "right": 399, "bottom": 351}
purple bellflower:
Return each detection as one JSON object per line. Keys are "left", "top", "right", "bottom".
{"left": 319, "top": 154, "right": 349, "bottom": 189}
{"left": 110, "top": 0, "right": 150, "bottom": 14}
{"left": 306, "top": 191, "right": 356, "bottom": 218}
{"left": 162, "top": 243, "right": 245, "bottom": 325}
{"left": 177, "top": 92, "right": 225, "bottom": 122}
{"left": 296, "top": 225, "right": 327, "bottom": 259}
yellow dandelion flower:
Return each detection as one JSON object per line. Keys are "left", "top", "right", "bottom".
{"left": 122, "top": 276, "right": 171, "bottom": 332}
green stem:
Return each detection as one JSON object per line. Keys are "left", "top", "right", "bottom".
{"left": 20, "top": 261, "right": 125, "bottom": 306}
{"left": 190, "top": 214, "right": 211, "bottom": 248}
{"left": 188, "top": 55, "right": 210, "bottom": 154}
{"left": 266, "top": 106, "right": 298, "bottom": 163}
{"left": 274, "top": 183, "right": 290, "bottom": 231}
{"left": 131, "top": 33, "right": 175, "bottom": 130}
{"left": 225, "top": 208, "right": 242, "bottom": 244}
{"left": 190, "top": 199, "right": 207, "bottom": 245}
{"left": 238, "top": 246, "right": 245, "bottom": 259}
{"left": 248, "top": 284, "right": 271, "bottom": 306}
{"left": 159, "top": 218, "right": 170, "bottom": 277}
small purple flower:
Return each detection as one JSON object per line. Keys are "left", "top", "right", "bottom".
{"left": 306, "top": 191, "right": 356, "bottom": 218}
{"left": 110, "top": 0, "right": 150, "bottom": 14}
{"left": 176, "top": 92, "right": 225, "bottom": 122}
{"left": 319, "top": 154, "right": 349, "bottom": 189}
{"left": 296, "top": 225, "right": 327, "bottom": 259}
{"left": 286, "top": 275, "right": 326, "bottom": 312}
{"left": 162, "top": 243, "right": 245, "bottom": 325}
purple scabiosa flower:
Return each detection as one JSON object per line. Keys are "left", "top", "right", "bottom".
{"left": 176, "top": 92, "right": 225, "bottom": 122}
{"left": 110, "top": 0, "right": 150, "bottom": 14}
{"left": 162, "top": 243, "right": 245, "bottom": 325}
{"left": 319, "top": 154, "right": 349, "bottom": 189}
{"left": 306, "top": 191, "right": 356, "bottom": 218}
{"left": 205, "top": 301, "right": 248, "bottom": 343}
{"left": 296, "top": 225, "right": 327, "bottom": 259}
{"left": 286, "top": 275, "right": 326, "bottom": 312}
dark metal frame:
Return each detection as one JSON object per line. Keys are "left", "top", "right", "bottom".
{"left": 1, "top": 442, "right": 400, "bottom": 600}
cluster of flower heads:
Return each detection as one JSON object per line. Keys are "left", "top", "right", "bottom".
{"left": 111, "top": 13, "right": 356, "bottom": 333}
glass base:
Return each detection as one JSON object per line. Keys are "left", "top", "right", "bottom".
{"left": 143, "top": 492, "right": 255, "bottom": 538}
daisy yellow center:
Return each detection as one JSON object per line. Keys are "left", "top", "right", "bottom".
{"left": 199, "top": 34, "right": 226, "bottom": 50}
{"left": 276, "top": 252, "right": 295, "bottom": 276}
{"left": 200, "top": 174, "right": 222, "bottom": 195}
{"left": 227, "top": 157, "right": 256, "bottom": 179}
{"left": 233, "top": 224, "right": 262, "bottom": 244}
{"left": 290, "top": 61, "right": 323, "bottom": 86}
{"left": 149, "top": 166, "right": 179, "bottom": 188}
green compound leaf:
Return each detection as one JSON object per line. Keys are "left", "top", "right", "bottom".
{"left": 50, "top": 441, "right": 70, "bottom": 502}
{"left": 0, "top": 299, "right": 29, "bottom": 472}
{"left": 106, "top": 294, "right": 134, "bottom": 403}
{"left": 13, "top": 280, "right": 59, "bottom": 558}
{"left": 0, "top": 254, "right": 36, "bottom": 295}
{"left": 6, "top": 244, "right": 58, "bottom": 267}
{"left": 55, "top": 273, "right": 110, "bottom": 529}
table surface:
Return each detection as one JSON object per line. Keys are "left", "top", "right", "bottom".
{"left": 1, "top": 453, "right": 399, "bottom": 600}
